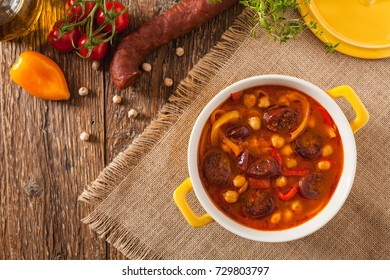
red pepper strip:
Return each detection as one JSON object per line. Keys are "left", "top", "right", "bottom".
{"left": 231, "top": 91, "right": 243, "bottom": 102}
{"left": 249, "top": 177, "right": 271, "bottom": 189}
{"left": 317, "top": 106, "right": 333, "bottom": 127}
{"left": 282, "top": 167, "right": 309, "bottom": 177}
{"left": 271, "top": 148, "right": 283, "bottom": 167}
{"left": 277, "top": 182, "right": 299, "bottom": 201}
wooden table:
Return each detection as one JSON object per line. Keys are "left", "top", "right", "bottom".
{"left": 0, "top": 1, "right": 242, "bottom": 259}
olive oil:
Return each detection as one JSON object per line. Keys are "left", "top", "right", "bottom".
{"left": 0, "top": 0, "right": 43, "bottom": 42}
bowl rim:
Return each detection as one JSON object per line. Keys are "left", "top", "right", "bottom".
{"left": 188, "top": 74, "right": 356, "bottom": 242}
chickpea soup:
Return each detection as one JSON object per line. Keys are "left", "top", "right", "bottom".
{"left": 198, "top": 85, "right": 344, "bottom": 231}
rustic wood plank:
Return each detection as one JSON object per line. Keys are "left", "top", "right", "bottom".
{"left": 0, "top": 0, "right": 106, "bottom": 259}
{"left": 104, "top": 0, "right": 243, "bottom": 259}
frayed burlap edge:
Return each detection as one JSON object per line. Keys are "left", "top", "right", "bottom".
{"left": 82, "top": 210, "right": 163, "bottom": 259}
{"left": 78, "top": 8, "right": 255, "bottom": 205}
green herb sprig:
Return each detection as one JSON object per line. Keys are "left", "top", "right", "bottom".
{"left": 212, "top": 0, "right": 339, "bottom": 53}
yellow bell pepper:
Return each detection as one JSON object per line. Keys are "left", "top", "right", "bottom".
{"left": 10, "top": 51, "right": 70, "bottom": 100}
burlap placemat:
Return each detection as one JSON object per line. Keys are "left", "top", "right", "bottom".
{"left": 80, "top": 10, "right": 390, "bottom": 259}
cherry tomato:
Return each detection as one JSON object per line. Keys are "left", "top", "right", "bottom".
{"left": 66, "top": 0, "right": 96, "bottom": 21}
{"left": 78, "top": 33, "right": 109, "bottom": 61}
{"left": 96, "top": 1, "right": 129, "bottom": 33}
{"left": 48, "top": 20, "right": 81, "bottom": 53}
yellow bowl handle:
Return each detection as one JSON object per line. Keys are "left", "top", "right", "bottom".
{"left": 173, "top": 178, "right": 214, "bottom": 228}
{"left": 326, "top": 85, "right": 369, "bottom": 133}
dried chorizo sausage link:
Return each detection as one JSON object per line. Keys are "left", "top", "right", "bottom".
{"left": 110, "top": 0, "right": 239, "bottom": 89}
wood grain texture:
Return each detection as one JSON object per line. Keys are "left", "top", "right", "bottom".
{"left": 0, "top": 0, "right": 242, "bottom": 259}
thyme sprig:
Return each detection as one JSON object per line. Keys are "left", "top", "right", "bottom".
{"left": 212, "top": 0, "right": 339, "bottom": 53}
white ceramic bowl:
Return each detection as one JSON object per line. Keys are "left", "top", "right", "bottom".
{"left": 175, "top": 75, "right": 369, "bottom": 242}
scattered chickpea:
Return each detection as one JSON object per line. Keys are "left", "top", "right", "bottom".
{"left": 308, "top": 116, "right": 316, "bottom": 128}
{"left": 112, "top": 95, "right": 122, "bottom": 104}
{"left": 79, "top": 131, "right": 90, "bottom": 141}
{"left": 281, "top": 144, "right": 294, "bottom": 156}
{"left": 164, "top": 77, "right": 173, "bottom": 87}
{"left": 270, "top": 211, "right": 282, "bottom": 224}
{"left": 175, "top": 47, "right": 185, "bottom": 57}
{"left": 142, "top": 63, "right": 152, "bottom": 72}
{"left": 258, "top": 96, "right": 271, "bottom": 108}
{"left": 233, "top": 175, "right": 246, "bottom": 188}
{"left": 222, "top": 190, "right": 238, "bottom": 204}
{"left": 243, "top": 93, "right": 257, "bottom": 108}
{"left": 318, "top": 160, "right": 331, "bottom": 170}
{"left": 92, "top": 61, "right": 100, "bottom": 71}
{"left": 128, "top": 108, "right": 139, "bottom": 119}
{"left": 248, "top": 116, "right": 261, "bottom": 130}
{"left": 290, "top": 200, "right": 303, "bottom": 213}
{"left": 322, "top": 144, "right": 334, "bottom": 157}
{"left": 275, "top": 176, "right": 287, "bottom": 187}
{"left": 271, "top": 134, "right": 285, "bottom": 148}
{"left": 285, "top": 157, "right": 298, "bottom": 168}
{"left": 78, "top": 86, "right": 89, "bottom": 96}
{"left": 284, "top": 209, "right": 293, "bottom": 222}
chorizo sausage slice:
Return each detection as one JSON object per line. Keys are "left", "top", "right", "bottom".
{"left": 241, "top": 189, "right": 275, "bottom": 217}
{"left": 294, "top": 132, "right": 322, "bottom": 159}
{"left": 299, "top": 173, "right": 320, "bottom": 199}
{"left": 203, "top": 149, "right": 231, "bottom": 185}
{"left": 225, "top": 124, "right": 252, "bottom": 141}
{"left": 263, "top": 106, "right": 301, "bottom": 133}
{"left": 247, "top": 157, "right": 279, "bottom": 178}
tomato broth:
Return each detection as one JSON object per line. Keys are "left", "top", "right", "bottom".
{"left": 198, "top": 85, "right": 343, "bottom": 231}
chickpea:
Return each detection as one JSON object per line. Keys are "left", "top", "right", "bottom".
{"left": 243, "top": 94, "right": 257, "bottom": 108}
{"left": 128, "top": 108, "right": 139, "bottom": 119}
{"left": 271, "top": 134, "right": 285, "bottom": 148}
{"left": 222, "top": 190, "right": 238, "bottom": 204}
{"left": 290, "top": 200, "right": 303, "bottom": 213}
{"left": 318, "top": 160, "right": 331, "bottom": 170}
{"left": 258, "top": 96, "right": 271, "bottom": 108}
{"left": 175, "top": 47, "right": 185, "bottom": 57}
{"left": 322, "top": 144, "right": 333, "bottom": 157}
{"left": 79, "top": 131, "right": 90, "bottom": 141}
{"left": 248, "top": 116, "right": 261, "bottom": 130}
{"left": 164, "top": 77, "right": 173, "bottom": 87}
{"left": 78, "top": 86, "right": 89, "bottom": 96}
{"left": 284, "top": 209, "right": 293, "bottom": 222}
{"left": 278, "top": 96, "right": 290, "bottom": 106}
{"left": 326, "top": 126, "right": 337, "bottom": 138}
{"left": 308, "top": 116, "right": 316, "bottom": 128}
{"left": 112, "top": 95, "right": 122, "bottom": 104}
{"left": 233, "top": 175, "right": 246, "bottom": 188}
{"left": 270, "top": 211, "right": 282, "bottom": 224}
{"left": 281, "top": 144, "right": 293, "bottom": 156}
{"left": 285, "top": 157, "right": 298, "bottom": 168}
{"left": 142, "top": 63, "right": 152, "bottom": 72}
{"left": 275, "top": 176, "right": 287, "bottom": 187}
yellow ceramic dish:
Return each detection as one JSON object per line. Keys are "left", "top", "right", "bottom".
{"left": 299, "top": 0, "right": 390, "bottom": 59}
